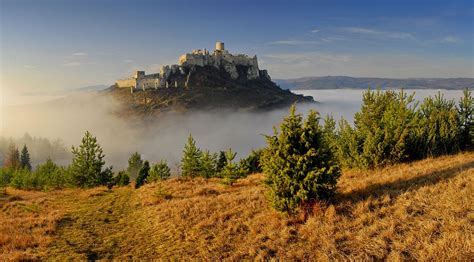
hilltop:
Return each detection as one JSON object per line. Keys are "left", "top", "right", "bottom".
{"left": 2, "top": 152, "right": 472, "bottom": 260}
{"left": 107, "top": 42, "right": 313, "bottom": 117}
{"left": 276, "top": 76, "right": 474, "bottom": 90}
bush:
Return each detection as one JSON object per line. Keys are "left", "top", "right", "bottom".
{"left": 149, "top": 160, "right": 171, "bottom": 182}
{"left": 239, "top": 149, "right": 263, "bottom": 176}
{"left": 0, "top": 168, "right": 13, "bottom": 188}
{"left": 261, "top": 106, "right": 341, "bottom": 213}
{"left": 114, "top": 171, "right": 130, "bottom": 186}
{"left": 9, "top": 159, "right": 70, "bottom": 191}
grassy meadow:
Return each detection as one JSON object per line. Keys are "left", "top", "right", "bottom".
{"left": 1, "top": 151, "right": 472, "bottom": 260}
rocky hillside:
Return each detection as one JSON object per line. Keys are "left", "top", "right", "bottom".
{"left": 276, "top": 76, "right": 474, "bottom": 90}
{"left": 107, "top": 65, "right": 313, "bottom": 118}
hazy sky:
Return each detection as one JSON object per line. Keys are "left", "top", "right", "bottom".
{"left": 1, "top": 0, "right": 473, "bottom": 96}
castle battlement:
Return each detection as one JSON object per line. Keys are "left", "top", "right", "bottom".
{"left": 116, "top": 41, "right": 265, "bottom": 90}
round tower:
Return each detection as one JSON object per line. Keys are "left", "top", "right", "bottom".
{"left": 215, "top": 41, "right": 225, "bottom": 51}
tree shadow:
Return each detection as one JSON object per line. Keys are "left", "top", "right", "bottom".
{"left": 335, "top": 160, "right": 474, "bottom": 205}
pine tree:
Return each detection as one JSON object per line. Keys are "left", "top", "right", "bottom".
{"left": 201, "top": 150, "right": 217, "bottom": 178}
{"left": 180, "top": 134, "right": 203, "bottom": 178}
{"left": 220, "top": 148, "right": 241, "bottom": 185}
{"left": 69, "top": 131, "right": 113, "bottom": 188}
{"left": 216, "top": 151, "right": 227, "bottom": 173}
{"left": 458, "top": 88, "right": 473, "bottom": 149}
{"left": 135, "top": 161, "right": 150, "bottom": 189}
{"left": 149, "top": 160, "right": 171, "bottom": 182}
{"left": 20, "top": 145, "right": 32, "bottom": 171}
{"left": 4, "top": 143, "right": 20, "bottom": 170}
{"left": 261, "top": 105, "right": 341, "bottom": 213}
{"left": 127, "top": 152, "right": 143, "bottom": 180}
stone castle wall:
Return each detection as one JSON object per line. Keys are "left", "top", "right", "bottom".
{"left": 116, "top": 42, "right": 264, "bottom": 89}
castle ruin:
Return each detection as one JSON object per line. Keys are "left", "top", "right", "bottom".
{"left": 115, "top": 41, "right": 269, "bottom": 90}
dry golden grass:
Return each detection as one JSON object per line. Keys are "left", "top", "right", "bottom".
{"left": 1, "top": 151, "right": 473, "bottom": 260}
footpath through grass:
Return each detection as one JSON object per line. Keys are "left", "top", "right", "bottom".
{"left": 44, "top": 187, "right": 148, "bottom": 260}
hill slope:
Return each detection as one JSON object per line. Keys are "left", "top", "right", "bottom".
{"left": 1, "top": 152, "right": 473, "bottom": 260}
{"left": 276, "top": 76, "right": 474, "bottom": 90}
{"left": 107, "top": 65, "right": 313, "bottom": 117}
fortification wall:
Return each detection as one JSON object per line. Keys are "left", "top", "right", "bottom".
{"left": 116, "top": 78, "right": 136, "bottom": 88}
{"left": 137, "top": 77, "right": 162, "bottom": 89}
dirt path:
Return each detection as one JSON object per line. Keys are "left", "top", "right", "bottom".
{"left": 45, "top": 187, "right": 141, "bottom": 260}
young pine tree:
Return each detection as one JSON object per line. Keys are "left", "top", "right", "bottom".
{"left": 180, "top": 134, "right": 203, "bottom": 178}
{"left": 261, "top": 106, "right": 341, "bottom": 213}
{"left": 201, "top": 150, "right": 217, "bottom": 178}
{"left": 216, "top": 151, "right": 227, "bottom": 173}
{"left": 220, "top": 148, "right": 241, "bottom": 185}
{"left": 127, "top": 152, "right": 143, "bottom": 180}
{"left": 148, "top": 160, "right": 171, "bottom": 182}
{"left": 135, "top": 161, "right": 150, "bottom": 189}
{"left": 69, "top": 131, "right": 113, "bottom": 188}
{"left": 20, "top": 145, "right": 32, "bottom": 171}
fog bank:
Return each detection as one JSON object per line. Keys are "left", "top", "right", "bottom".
{"left": 1, "top": 89, "right": 465, "bottom": 169}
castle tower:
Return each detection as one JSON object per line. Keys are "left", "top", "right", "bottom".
{"left": 134, "top": 70, "right": 145, "bottom": 79}
{"left": 215, "top": 41, "right": 225, "bottom": 51}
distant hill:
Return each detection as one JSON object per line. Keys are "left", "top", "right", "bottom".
{"left": 275, "top": 76, "right": 474, "bottom": 90}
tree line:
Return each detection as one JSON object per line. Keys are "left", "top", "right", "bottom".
{"left": 1, "top": 88, "right": 472, "bottom": 214}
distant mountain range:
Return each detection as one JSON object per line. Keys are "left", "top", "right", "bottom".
{"left": 275, "top": 76, "right": 474, "bottom": 90}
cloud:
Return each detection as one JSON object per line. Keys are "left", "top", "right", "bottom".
{"left": 268, "top": 40, "right": 320, "bottom": 45}
{"left": 62, "top": 62, "right": 82, "bottom": 67}
{"left": 72, "top": 52, "right": 88, "bottom": 56}
{"left": 23, "top": 65, "right": 36, "bottom": 69}
{"left": 342, "top": 27, "right": 415, "bottom": 40}
{"left": 311, "top": 29, "right": 320, "bottom": 33}
{"left": 438, "top": 36, "right": 460, "bottom": 43}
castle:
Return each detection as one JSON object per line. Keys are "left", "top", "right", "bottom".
{"left": 115, "top": 41, "right": 269, "bottom": 90}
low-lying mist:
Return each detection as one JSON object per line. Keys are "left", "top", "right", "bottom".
{"left": 1, "top": 88, "right": 465, "bottom": 170}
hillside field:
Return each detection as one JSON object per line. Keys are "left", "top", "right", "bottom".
{"left": 1, "top": 152, "right": 473, "bottom": 260}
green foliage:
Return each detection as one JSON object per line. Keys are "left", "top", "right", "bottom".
{"left": 261, "top": 106, "right": 341, "bottom": 213}
{"left": 216, "top": 151, "right": 227, "bottom": 172}
{"left": 201, "top": 150, "right": 218, "bottom": 178}
{"left": 114, "top": 171, "right": 130, "bottom": 186}
{"left": 149, "top": 160, "right": 171, "bottom": 182}
{"left": 20, "top": 145, "right": 32, "bottom": 171}
{"left": 220, "top": 148, "right": 242, "bottom": 185}
{"left": 352, "top": 89, "right": 419, "bottom": 168}
{"left": 458, "top": 88, "right": 473, "bottom": 149}
{"left": 69, "top": 131, "right": 113, "bottom": 188}
{"left": 0, "top": 168, "right": 14, "bottom": 188}
{"left": 127, "top": 152, "right": 143, "bottom": 180}
{"left": 135, "top": 161, "right": 150, "bottom": 189}
{"left": 416, "top": 92, "right": 461, "bottom": 157}
{"left": 5, "top": 158, "right": 70, "bottom": 191}
{"left": 180, "top": 134, "right": 203, "bottom": 178}
{"left": 239, "top": 149, "right": 263, "bottom": 176}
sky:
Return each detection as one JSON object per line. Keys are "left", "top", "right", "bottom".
{"left": 1, "top": 0, "right": 473, "bottom": 97}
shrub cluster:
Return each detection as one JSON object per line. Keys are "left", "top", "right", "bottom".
{"left": 330, "top": 89, "right": 473, "bottom": 169}
{"left": 179, "top": 134, "right": 260, "bottom": 183}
